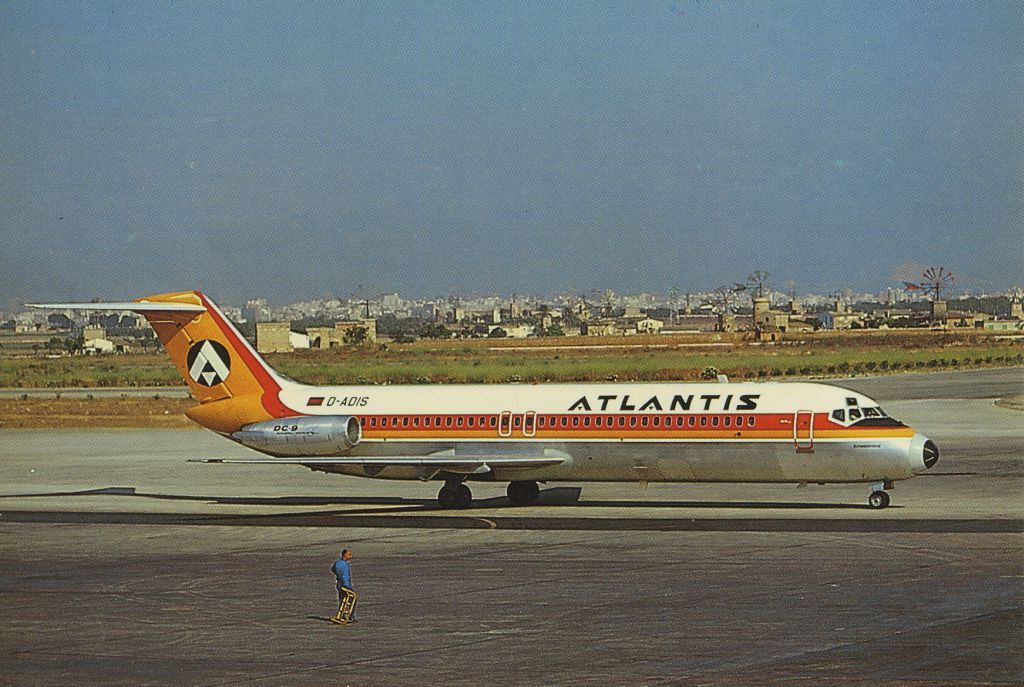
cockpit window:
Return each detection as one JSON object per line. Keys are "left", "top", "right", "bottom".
{"left": 831, "top": 409, "right": 845, "bottom": 422}
{"left": 848, "top": 408, "right": 862, "bottom": 421}
{"left": 863, "top": 407, "right": 881, "bottom": 418}
{"left": 876, "top": 407, "right": 888, "bottom": 417}
{"left": 846, "top": 397, "right": 858, "bottom": 407}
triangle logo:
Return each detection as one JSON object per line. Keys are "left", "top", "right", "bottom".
{"left": 186, "top": 340, "right": 232, "bottom": 387}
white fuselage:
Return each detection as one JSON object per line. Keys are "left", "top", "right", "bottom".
{"left": 267, "top": 381, "right": 931, "bottom": 485}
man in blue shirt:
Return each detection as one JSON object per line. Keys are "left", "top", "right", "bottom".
{"left": 331, "top": 548, "right": 357, "bottom": 624}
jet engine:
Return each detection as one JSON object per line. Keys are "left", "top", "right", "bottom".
{"left": 231, "top": 415, "right": 361, "bottom": 456}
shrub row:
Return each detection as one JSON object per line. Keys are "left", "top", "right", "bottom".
{"left": 737, "top": 353, "right": 1023, "bottom": 379}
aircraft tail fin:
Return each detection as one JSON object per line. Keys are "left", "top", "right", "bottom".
{"left": 28, "top": 291, "right": 300, "bottom": 432}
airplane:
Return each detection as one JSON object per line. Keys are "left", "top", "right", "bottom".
{"left": 29, "top": 291, "right": 939, "bottom": 509}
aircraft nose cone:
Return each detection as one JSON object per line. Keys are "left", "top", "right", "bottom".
{"left": 922, "top": 439, "right": 939, "bottom": 469}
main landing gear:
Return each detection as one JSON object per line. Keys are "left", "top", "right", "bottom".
{"left": 436, "top": 480, "right": 543, "bottom": 509}
{"left": 437, "top": 480, "right": 472, "bottom": 509}
{"left": 507, "top": 480, "right": 540, "bottom": 506}
{"left": 868, "top": 480, "right": 894, "bottom": 509}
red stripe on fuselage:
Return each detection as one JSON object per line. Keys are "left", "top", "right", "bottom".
{"left": 347, "top": 412, "right": 910, "bottom": 436}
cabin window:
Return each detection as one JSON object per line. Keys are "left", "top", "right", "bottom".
{"left": 688, "top": 416, "right": 695, "bottom": 427}
{"left": 572, "top": 417, "right": 579, "bottom": 427}
{"left": 490, "top": 417, "right": 497, "bottom": 428}
{"left": 676, "top": 417, "right": 684, "bottom": 427}
{"left": 629, "top": 417, "right": 637, "bottom": 427}
{"left": 369, "top": 417, "right": 377, "bottom": 428}
{"left": 652, "top": 417, "right": 660, "bottom": 428}
{"left": 538, "top": 417, "right": 546, "bottom": 428}
{"left": 831, "top": 409, "right": 845, "bottom": 423}
{"left": 467, "top": 417, "right": 475, "bottom": 427}
{"left": 700, "top": 416, "right": 707, "bottom": 427}
{"left": 513, "top": 416, "right": 522, "bottom": 428}
{"left": 413, "top": 417, "right": 420, "bottom": 428}
{"left": 641, "top": 417, "right": 649, "bottom": 427}
{"left": 402, "top": 417, "right": 409, "bottom": 428}
{"left": 748, "top": 416, "right": 756, "bottom": 426}
{"left": 724, "top": 416, "right": 731, "bottom": 427}
{"left": 618, "top": 417, "right": 625, "bottom": 427}
{"left": 457, "top": 417, "right": 464, "bottom": 427}
{"left": 561, "top": 417, "right": 568, "bottom": 427}
{"left": 583, "top": 417, "right": 591, "bottom": 427}
{"left": 445, "top": 417, "right": 453, "bottom": 427}
{"left": 712, "top": 416, "right": 719, "bottom": 427}
{"left": 594, "top": 417, "right": 602, "bottom": 427}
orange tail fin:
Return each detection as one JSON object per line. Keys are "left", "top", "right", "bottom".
{"left": 30, "top": 291, "right": 301, "bottom": 433}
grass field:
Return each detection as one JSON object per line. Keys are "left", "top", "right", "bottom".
{"left": 0, "top": 397, "right": 196, "bottom": 428}
{"left": 1, "top": 331, "right": 1021, "bottom": 388}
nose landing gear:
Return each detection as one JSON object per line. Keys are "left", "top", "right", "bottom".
{"left": 867, "top": 480, "right": 894, "bottom": 509}
{"left": 868, "top": 490, "right": 890, "bottom": 509}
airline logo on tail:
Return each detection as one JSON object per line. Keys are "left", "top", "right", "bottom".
{"left": 187, "top": 340, "right": 231, "bottom": 387}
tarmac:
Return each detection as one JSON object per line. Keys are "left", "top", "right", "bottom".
{"left": 1, "top": 367, "right": 1022, "bottom": 686}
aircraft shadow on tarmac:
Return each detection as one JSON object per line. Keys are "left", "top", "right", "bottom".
{"left": 0, "top": 486, "right": 881, "bottom": 511}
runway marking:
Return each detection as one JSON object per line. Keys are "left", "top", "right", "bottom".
{"left": 2, "top": 510, "right": 1021, "bottom": 533}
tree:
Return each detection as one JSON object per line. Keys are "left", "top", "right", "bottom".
{"left": 342, "top": 326, "right": 368, "bottom": 345}
{"left": 419, "top": 323, "right": 449, "bottom": 339}
{"left": 545, "top": 323, "right": 565, "bottom": 337}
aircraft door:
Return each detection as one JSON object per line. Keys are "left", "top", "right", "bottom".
{"left": 523, "top": 411, "right": 537, "bottom": 437}
{"left": 794, "top": 411, "right": 814, "bottom": 452}
{"left": 498, "top": 411, "right": 512, "bottom": 437}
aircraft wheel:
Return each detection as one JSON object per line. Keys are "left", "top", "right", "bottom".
{"left": 868, "top": 490, "right": 890, "bottom": 509}
{"left": 438, "top": 485, "right": 458, "bottom": 509}
{"left": 507, "top": 480, "right": 540, "bottom": 506}
{"left": 453, "top": 484, "right": 473, "bottom": 509}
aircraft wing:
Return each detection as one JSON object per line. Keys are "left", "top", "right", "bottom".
{"left": 191, "top": 456, "right": 562, "bottom": 466}
{"left": 189, "top": 449, "right": 569, "bottom": 476}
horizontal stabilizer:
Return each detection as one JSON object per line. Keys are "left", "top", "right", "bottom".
{"left": 27, "top": 301, "right": 206, "bottom": 312}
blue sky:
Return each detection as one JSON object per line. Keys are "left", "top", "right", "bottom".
{"left": 1, "top": 1, "right": 1021, "bottom": 305}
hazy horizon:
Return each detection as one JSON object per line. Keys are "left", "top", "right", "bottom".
{"left": 2, "top": 1, "right": 1022, "bottom": 307}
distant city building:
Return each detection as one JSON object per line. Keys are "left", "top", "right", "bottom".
{"left": 622, "top": 305, "right": 643, "bottom": 319}
{"left": 581, "top": 319, "right": 622, "bottom": 336}
{"left": 984, "top": 320, "right": 1024, "bottom": 332}
{"left": 307, "top": 320, "right": 377, "bottom": 348}
{"left": 242, "top": 299, "right": 270, "bottom": 324}
{"left": 662, "top": 314, "right": 719, "bottom": 333}
{"left": 82, "top": 325, "right": 105, "bottom": 342}
{"left": 635, "top": 317, "right": 663, "bottom": 335}
{"left": 256, "top": 322, "right": 295, "bottom": 353}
